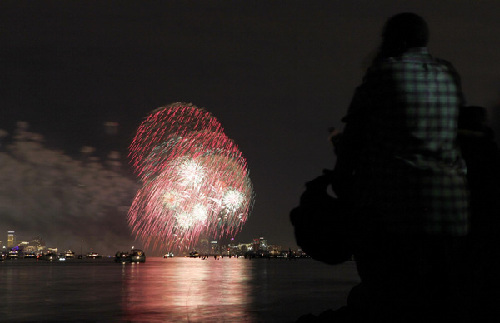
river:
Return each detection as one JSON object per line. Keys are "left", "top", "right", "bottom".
{"left": 0, "top": 257, "right": 360, "bottom": 322}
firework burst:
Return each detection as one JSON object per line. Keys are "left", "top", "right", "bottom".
{"left": 128, "top": 102, "right": 254, "bottom": 252}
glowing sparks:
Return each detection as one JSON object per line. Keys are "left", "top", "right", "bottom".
{"left": 128, "top": 102, "right": 254, "bottom": 252}
{"left": 176, "top": 158, "right": 205, "bottom": 187}
{"left": 222, "top": 189, "right": 245, "bottom": 212}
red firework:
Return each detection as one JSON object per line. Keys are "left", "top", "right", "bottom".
{"left": 129, "top": 102, "right": 224, "bottom": 178}
{"left": 128, "top": 103, "right": 254, "bottom": 252}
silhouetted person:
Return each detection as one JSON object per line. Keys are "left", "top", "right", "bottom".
{"left": 331, "top": 13, "right": 470, "bottom": 322}
{"left": 458, "top": 106, "right": 500, "bottom": 321}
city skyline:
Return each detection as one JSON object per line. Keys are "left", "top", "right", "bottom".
{"left": 2, "top": 228, "right": 293, "bottom": 257}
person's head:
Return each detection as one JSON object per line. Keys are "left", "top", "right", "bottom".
{"left": 378, "top": 12, "right": 429, "bottom": 58}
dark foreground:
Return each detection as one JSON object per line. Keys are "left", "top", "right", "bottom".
{"left": 0, "top": 257, "right": 359, "bottom": 322}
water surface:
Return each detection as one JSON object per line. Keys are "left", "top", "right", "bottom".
{"left": 0, "top": 257, "right": 359, "bottom": 322}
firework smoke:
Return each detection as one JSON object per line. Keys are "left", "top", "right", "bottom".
{"left": 128, "top": 103, "right": 254, "bottom": 252}
{"left": 0, "top": 122, "right": 138, "bottom": 254}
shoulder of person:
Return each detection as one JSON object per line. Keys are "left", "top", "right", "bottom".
{"left": 431, "top": 56, "right": 460, "bottom": 72}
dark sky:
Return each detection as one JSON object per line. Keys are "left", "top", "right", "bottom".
{"left": 1, "top": 1, "right": 499, "bottom": 250}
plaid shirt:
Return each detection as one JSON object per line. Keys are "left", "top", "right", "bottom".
{"left": 338, "top": 47, "right": 469, "bottom": 236}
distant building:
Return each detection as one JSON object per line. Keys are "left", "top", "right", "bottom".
{"left": 259, "top": 237, "right": 268, "bottom": 251}
{"left": 24, "top": 238, "right": 45, "bottom": 253}
{"left": 252, "top": 238, "right": 260, "bottom": 252}
{"left": 210, "top": 240, "right": 218, "bottom": 254}
{"left": 267, "top": 244, "right": 282, "bottom": 256}
{"left": 103, "top": 121, "right": 119, "bottom": 135}
{"left": 7, "top": 231, "right": 15, "bottom": 248}
{"left": 251, "top": 237, "right": 268, "bottom": 252}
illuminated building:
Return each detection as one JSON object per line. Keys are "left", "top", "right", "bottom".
{"left": 7, "top": 231, "right": 15, "bottom": 248}
{"left": 30, "top": 236, "right": 45, "bottom": 251}
{"left": 210, "top": 240, "right": 218, "bottom": 254}
{"left": 252, "top": 237, "right": 268, "bottom": 252}
{"left": 252, "top": 238, "right": 260, "bottom": 252}
{"left": 259, "top": 237, "right": 268, "bottom": 251}
{"left": 103, "top": 121, "right": 119, "bottom": 135}
{"left": 267, "top": 244, "right": 282, "bottom": 256}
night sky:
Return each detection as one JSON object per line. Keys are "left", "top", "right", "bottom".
{"left": 1, "top": 1, "right": 499, "bottom": 252}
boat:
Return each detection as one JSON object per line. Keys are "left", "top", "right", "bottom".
{"left": 115, "top": 249, "right": 146, "bottom": 263}
{"left": 24, "top": 253, "right": 37, "bottom": 259}
{"left": 130, "top": 249, "right": 146, "bottom": 263}
{"left": 86, "top": 252, "right": 102, "bottom": 259}
{"left": 7, "top": 250, "right": 20, "bottom": 260}
{"left": 64, "top": 250, "right": 75, "bottom": 259}
{"left": 115, "top": 251, "right": 131, "bottom": 263}
{"left": 189, "top": 251, "right": 200, "bottom": 258}
{"left": 41, "top": 251, "right": 58, "bottom": 261}
{"left": 163, "top": 252, "right": 174, "bottom": 258}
